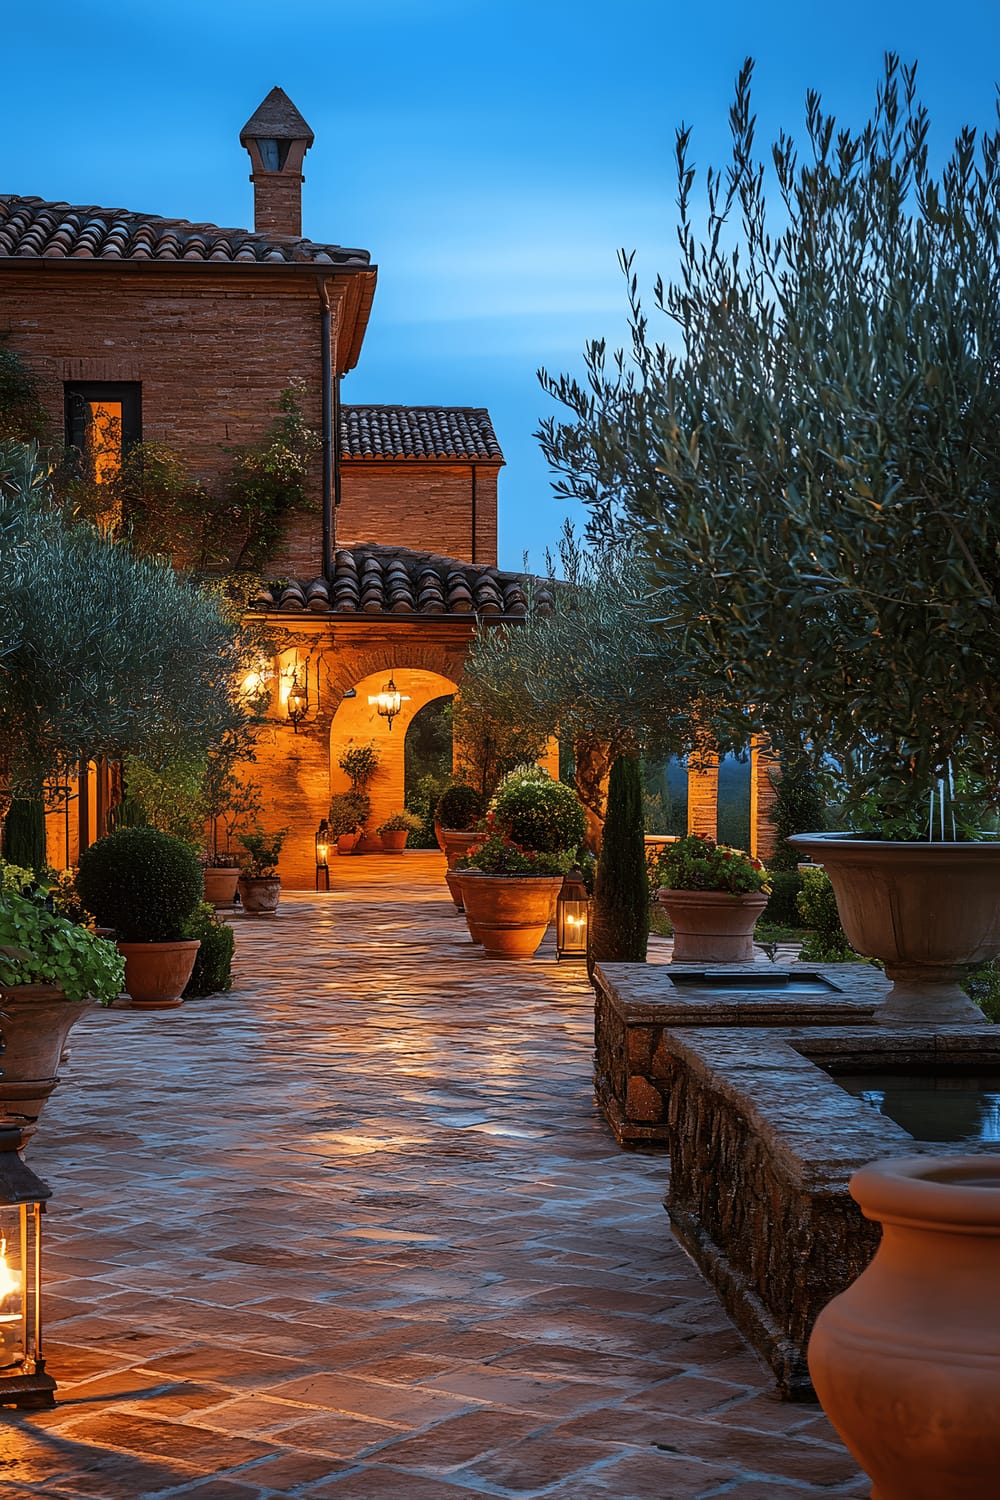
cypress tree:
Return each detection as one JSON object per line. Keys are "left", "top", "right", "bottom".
{"left": 590, "top": 754, "right": 648, "bottom": 967}
{"left": 2, "top": 797, "right": 47, "bottom": 875}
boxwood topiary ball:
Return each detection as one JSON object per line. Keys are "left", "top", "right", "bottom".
{"left": 77, "top": 827, "right": 204, "bottom": 943}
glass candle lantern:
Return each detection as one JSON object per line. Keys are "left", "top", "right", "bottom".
{"left": 556, "top": 870, "right": 590, "bottom": 962}
{"left": 0, "top": 1145, "right": 55, "bottom": 1410}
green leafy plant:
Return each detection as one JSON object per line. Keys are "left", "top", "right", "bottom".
{"left": 182, "top": 901, "right": 235, "bottom": 997}
{"left": 657, "top": 834, "right": 771, "bottom": 895}
{"left": 761, "top": 871, "right": 806, "bottom": 929}
{"left": 0, "top": 889, "right": 124, "bottom": 1003}
{"left": 796, "top": 868, "right": 860, "bottom": 962}
{"left": 435, "top": 784, "right": 484, "bottom": 831}
{"left": 327, "top": 792, "right": 370, "bottom": 838}
{"left": 488, "top": 768, "right": 586, "bottom": 853}
{"left": 0, "top": 338, "right": 49, "bottom": 445}
{"left": 463, "top": 829, "right": 577, "bottom": 877}
{"left": 377, "top": 810, "right": 422, "bottom": 835}
{"left": 338, "top": 744, "right": 379, "bottom": 790}
{"left": 768, "top": 762, "right": 826, "bottom": 872}
{"left": 77, "top": 827, "right": 204, "bottom": 942}
{"left": 237, "top": 827, "right": 286, "bottom": 879}
{"left": 0, "top": 859, "right": 37, "bottom": 896}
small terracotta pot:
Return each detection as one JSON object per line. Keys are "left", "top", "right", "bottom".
{"left": 441, "top": 830, "right": 481, "bottom": 870}
{"left": 0, "top": 985, "right": 94, "bottom": 1143}
{"left": 460, "top": 874, "right": 563, "bottom": 958}
{"left": 809, "top": 1155, "right": 1000, "bottom": 1500}
{"left": 337, "top": 833, "right": 359, "bottom": 855}
{"left": 238, "top": 876, "right": 281, "bottom": 914}
{"left": 656, "top": 888, "right": 768, "bottom": 962}
{"left": 380, "top": 829, "right": 409, "bottom": 854}
{"left": 203, "top": 867, "right": 240, "bottom": 907}
{"left": 116, "top": 940, "right": 200, "bottom": 1008}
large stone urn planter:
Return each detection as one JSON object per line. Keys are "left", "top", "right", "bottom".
{"left": 0, "top": 985, "right": 94, "bottom": 1143}
{"left": 809, "top": 1155, "right": 1000, "bottom": 1499}
{"left": 789, "top": 833, "right": 1000, "bottom": 1023}
{"left": 237, "top": 876, "right": 281, "bottom": 915}
{"left": 203, "top": 867, "right": 240, "bottom": 908}
{"left": 460, "top": 874, "right": 563, "bottom": 959}
{"left": 656, "top": 889, "right": 769, "bottom": 962}
{"left": 116, "top": 940, "right": 200, "bottom": 1009}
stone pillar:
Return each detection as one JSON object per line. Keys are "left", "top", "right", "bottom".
{"left": 686, "top": 743, "right": 719, "bottom": 840}
{"left": 750, "top": 737, "right": 780, "bottom": 862}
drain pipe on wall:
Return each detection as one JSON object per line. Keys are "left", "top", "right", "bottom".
{"left": 317, "top": 277, "right": 334, "bottom": 579}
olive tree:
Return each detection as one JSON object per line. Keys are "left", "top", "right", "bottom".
{"left": 539, "top": 57, "right": 1000, "bottom": 836}
{"left": 0, "top": 443, "right": 265, "bottom": 808}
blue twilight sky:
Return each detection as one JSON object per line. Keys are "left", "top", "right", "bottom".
{"left": 5, "top": 0, "right": 998, "bottom": 570}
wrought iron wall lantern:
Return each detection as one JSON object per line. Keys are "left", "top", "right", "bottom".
{"left": 286, "top": 667, "right": 309, "bottom": 732}
{"left": 556, "top": 869, "right": 590, "bottom": 962}
{"left": 0, "top": 1133, "right": 56, "bottom": 1410}
{"left": 315, "top": 819, "right": 331, "bottom": 891}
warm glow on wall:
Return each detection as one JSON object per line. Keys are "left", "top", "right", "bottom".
{"left": 87, "top": 401, "right": 123, "bottom": 483}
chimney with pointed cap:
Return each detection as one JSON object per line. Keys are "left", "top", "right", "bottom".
{"left": 240, "top": 86, "right": 314, "bottom": 238}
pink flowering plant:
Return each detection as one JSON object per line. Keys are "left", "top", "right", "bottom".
{"left": 656, "top": 834, "right": 771, "bottom": 895}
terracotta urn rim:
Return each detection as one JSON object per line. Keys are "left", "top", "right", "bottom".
{"left": 851, "top": 1154, "right": 1000, "bottom": 1231}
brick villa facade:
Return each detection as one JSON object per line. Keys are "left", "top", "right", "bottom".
{"left": 1, "top": 87, "right": 775, "bottom": 883}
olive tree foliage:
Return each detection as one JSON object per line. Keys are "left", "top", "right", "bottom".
{"left": 538, "top": 58, "right": 1000, "bottom": 835}
{"left": 458, "top": 527, "right": 716, "bottom": 846}
{"left": 0, "top": 443, "right": 268, "bottom": 799}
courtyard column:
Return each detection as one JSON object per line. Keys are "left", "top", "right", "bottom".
{"left": 749, "top": 735, "right": 780, "bottom": 862}
{"left": 686, "top": 740, "right": 719, "bottom": 840}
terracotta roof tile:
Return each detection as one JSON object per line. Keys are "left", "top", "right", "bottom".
{"left": 251, "top": 545, "right": 553, "bottom": 620}
{"left": 340, "top": 406, "right": 502, "bottom": 462}
{"left": 0, "top": 195, "right": 369, "bottom": 268}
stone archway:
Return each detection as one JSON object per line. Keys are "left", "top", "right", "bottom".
{"left": 329, "top": 668, "right": 460, "bottom": 834}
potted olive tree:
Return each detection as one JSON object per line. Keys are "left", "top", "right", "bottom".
{"left": 338, "top": 745, "right": 380, "bottom": 852}
{"left": 327, "top": 792, "right": 369, "bottom": 855}
{"left": 539, "top": 59, "right": 1000, "bottom": 1023}
{"left": 76, "top": 827, "right": 203, "bottom": 1008}
{"left": 377, "top": 810, "right": 422, "bottom": 854}
{"left": 236, "top": 827, "right": 286, "bottom": 914}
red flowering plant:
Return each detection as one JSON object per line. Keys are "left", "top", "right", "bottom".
{"left": 655, "top": 834, "right": 771, "bottom": 895}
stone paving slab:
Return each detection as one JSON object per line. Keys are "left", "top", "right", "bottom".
{"left": 1, "top": 854, "right": 865, "bottom": 1497}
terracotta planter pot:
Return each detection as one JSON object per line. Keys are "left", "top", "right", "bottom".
{"left": 451, "top": 871, "right": 485, "bottom": 941}
{"left": 380, "top": 829, "right": 409, "bottom": 854}
{"left": 0, "top": 985, "right": 94, "bottom": 1144}
{"left": 237, "top": 876, "right": 281, "bottom": 914}
{"left": 656, "top": 888, "right": 768, "bottom": 962}
{"left": 116, "top": 940, "right": 200, "bottom": 1008}
{"left": 444, "top": 867, "right": 466, "bottom": 910}
{"left": 809, "top": 1155, "right": 1000, "bottom": 1499}
{"left": 441, "top": 830, "right": 481, "bottom": 871}
{"left": 789, "top": 833, "right": 1000, "bottom": 1023}
{"left": 355, "top": 835, "right": 382, "bottom": 854}
{"left": 202, "top": 867, "right": 240, "bottom": 907}
{"left": 336, "top": 833, "right": 359, "bottom": 855}
{"left": 433, "top": 818, "right": 447, "bottom": 853}
{"left": 459, "top": 874, "right": 563, "bottom": 958}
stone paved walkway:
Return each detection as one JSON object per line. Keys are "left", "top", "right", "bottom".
{"left": 3, "top": 854, "right": 865, "bottom": 1498}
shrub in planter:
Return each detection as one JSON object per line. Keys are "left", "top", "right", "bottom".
{"left": 236, "top": 827, "right": 285, "bottom": 879}
{"left": 656, "top": 834, "right": 770, "bottom": 896}
{"left": 436, "top": 784, "right": 484, "bottom": 831}
{"left": 377, "top": 810, "right": 422, "bottom": 852}
{"left": 182, "top": 901, "right": 235, "bottom": 996}
{"left": 77, "top": 827, "right": 203, "bottom": 941}
{"left": 489, "top": 767, "right": 586, "bottom": 853}
{"left": 655, "top": 833, "right": 771, "bottom": 963}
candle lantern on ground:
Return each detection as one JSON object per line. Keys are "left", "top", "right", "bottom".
{"left": 556, "top": 869, "right": 590, "bottom": 962}
{"left": 315, "top": 819, "right": 331, "bottom": 891}
{"left": 0, "top": 1133, "right": 56, "bottom": 1410}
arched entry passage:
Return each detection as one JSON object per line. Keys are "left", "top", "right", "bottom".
{"left": 329, "top": 669, "right": 460, "bottom": 834}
